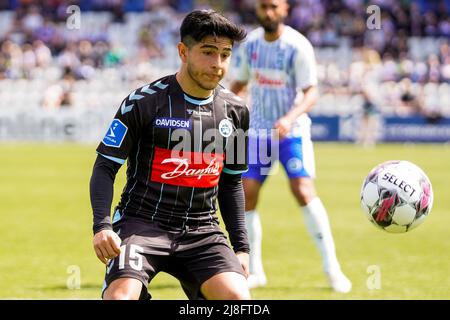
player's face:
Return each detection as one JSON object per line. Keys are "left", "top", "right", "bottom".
{"left": 255, "top": 0, "right": 288, "bottom": 33}
{"left": 185, "top": 36, "right": 233, "bottom": 91}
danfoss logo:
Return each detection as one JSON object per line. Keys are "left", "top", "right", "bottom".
{"left": 150, "top": 147, "right": 224, "bottom": 188}
{"left": 160, "top": 158, "right": 221, "bottom": 180}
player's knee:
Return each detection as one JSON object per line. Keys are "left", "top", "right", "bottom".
{"left": 245, "top": 199, "right": 257, "bottom": 211}
{"left": 290, "top": 180, "right": 316, "bottom": 206}
{"left": 243, "top": 180, "right": 261, "bottom": 211}
{"left": 103, "top": 288, "right": 137, "bottom": 300}
{"left": 103, "top": 281, "right": 141, "bottom": 300}
{"left": 202, "top": 273, "right": 251, "bottom": 300}
{"left": 244, "top": 191, "right": 259, "bottom": 211}
{"left": 103, "top": 278, "right": 143, "bottom": 300}
{"left": 225, "top": 288, "right": 251, "bottom": 300}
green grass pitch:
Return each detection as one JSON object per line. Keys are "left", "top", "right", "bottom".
{"left": 1, "top": 143, "right": 449, "bottom": 299}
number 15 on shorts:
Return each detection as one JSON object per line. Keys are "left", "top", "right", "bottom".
{"left": 116, "top": 244, "right": 144, "bottom": 271}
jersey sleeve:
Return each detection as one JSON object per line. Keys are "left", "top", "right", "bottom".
{"left": 223, "top": 105, "right": 249, "bottom": 175}
{"left": 294, "top": 39, "right": 318, "bottom": 90}
{"left": 231, "top": 42, "right": 250, "bottom": 83}
{"left": 96, "top": 96, "right": 144, "bottom": 164}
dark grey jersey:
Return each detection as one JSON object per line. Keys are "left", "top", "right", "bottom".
{"left": 96, "top": 74, "right": 249, "bottom": 229}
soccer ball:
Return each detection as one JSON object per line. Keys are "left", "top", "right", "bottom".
{"left": 360, "top": 160, "right": 433, "bottom": 233}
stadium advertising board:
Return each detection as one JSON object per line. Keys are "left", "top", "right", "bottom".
{"left": 311, "top": 115, "right": 450, "bottom": 143}
{"left": 1, "top": 110, "right": 450, "bottom": 143}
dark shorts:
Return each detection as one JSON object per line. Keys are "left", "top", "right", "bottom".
{"left": 101, "top": 216, "right": 245, "bottom": 300}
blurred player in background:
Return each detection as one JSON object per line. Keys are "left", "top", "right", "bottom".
{"left": 230, "top": 0, "right": 352, "bottom": 292}
{"left": 357, "top": 87, "right": 380, "bottom": 148}
{"left": 90, "top": 9, "right": 251, "bottom": 300}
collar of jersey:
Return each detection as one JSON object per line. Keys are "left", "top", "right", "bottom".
{"left": 184, "top": 93, "right": 214, "bottom": 106}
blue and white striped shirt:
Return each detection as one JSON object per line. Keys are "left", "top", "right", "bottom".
{"left": 232, "top": 26, "right": 317, "bottom": 137}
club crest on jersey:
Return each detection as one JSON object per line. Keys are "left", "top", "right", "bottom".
{"left": 102, "top": 119, "right": 127, "bottom": 148}
{"left": 219, "top": 119, "right": 233, "bottom": 137}
{"left": 155, "top": 117, "right": 191, "bottom": 129}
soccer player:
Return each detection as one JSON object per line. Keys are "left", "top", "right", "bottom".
{"left": 230, "top": 0, "right": 352, "bottom": 293}
{"left": 90, "top": 10, "right": 251, "bottom": 300}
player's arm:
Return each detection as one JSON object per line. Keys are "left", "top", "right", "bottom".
{"left": 230, "top": 42, "right": 250, "bottom": 98}
{"left": 230, "top": 80, "right": 248, "bottom": 98}
{"left": 218, "top": 103, "right": 250, "bottom": 276}
{"left": 90, "top": 156, "right": 121, "bottom": 233}
{"left": 285, "top": 85, "right": 318, "bottom": 119}
{"left": 275, "top": 39, "right": 319, "bottom": 138}
{"left": 275, "top": 85, "right": 318, "bottom": 137}
{"left": 90, "top": 92, "right": 145, "bottom": 264}
{"left": 217, "top": 172, "right": 249, "bottom": 277}
{"left": 90, "top": 155, "right": 122, "bottom": 264}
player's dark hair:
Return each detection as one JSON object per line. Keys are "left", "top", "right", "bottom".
{"left": 180, "top": 10, "right": 246, "bottom": 47}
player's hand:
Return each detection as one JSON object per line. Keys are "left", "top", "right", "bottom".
{"left": 274, "top": 116, "right": 292, "bottom": 139}
{"left": 93, "top": 229, "right": 122, "bottom": 265}
{"left": 236, "top": 251, "right": 250, "bottom": 278}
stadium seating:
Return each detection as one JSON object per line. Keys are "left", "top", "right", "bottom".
{"left": 1, "top": 3, "right": 449, "bottom": 117}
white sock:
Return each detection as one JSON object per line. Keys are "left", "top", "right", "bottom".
{"left": 245, "top": 210, "right": 265, "bottom": 276}
{"left": 301, "top": 197, "right": 340, "bottom": 273}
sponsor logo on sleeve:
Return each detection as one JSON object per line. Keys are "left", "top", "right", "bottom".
{"left": 102, "top": 119, "right": 128, "bottom": 148}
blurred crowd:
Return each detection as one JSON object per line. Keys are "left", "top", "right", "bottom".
{"left": 0, "top": 0, "right": 449, "bottom": 117}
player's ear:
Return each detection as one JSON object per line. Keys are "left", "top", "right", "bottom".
{"left": 281, "top": 0, "right": 289, "bottom": 17}
{"left": 178, "top": 42, "right": 188, "bottom": 63}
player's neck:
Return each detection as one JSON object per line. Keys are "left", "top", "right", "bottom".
{"left": 175, "top": 71, "right": 213, "bottom": 99}
{"left": 264, "top": 24, "right": 285, "bottom": 42}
